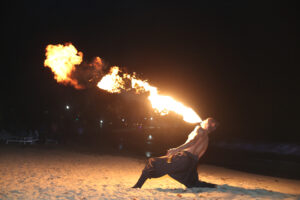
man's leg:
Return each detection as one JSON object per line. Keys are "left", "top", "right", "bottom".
{"left": 133, "top": 152, "right": 211, "bottom": 189}
{"left": 195, "top": 181, "right": 216, "bottom": 188}
{"left": 167, "top": 152, "right": 197, "bottom": 187}
{"left": 189, "top": 170, "right": 216, "bottom": 188}
{"left": 168, "top": 164, "right": 198, "bottom": 187}
{"left": 132, "top": 170, "right": 149, "bottom": 188}
{"left": 170, "top": 169, "right": 216, "bottom": 188}
{"left": 133, "top": 157, "right": 169, "bottom": 188}
{"left": 168, "top": 153, "right": 216, "bottom": 188}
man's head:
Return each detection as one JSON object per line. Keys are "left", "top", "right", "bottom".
{"left": 200, "top": 117, "right": 218, "bottom": 133}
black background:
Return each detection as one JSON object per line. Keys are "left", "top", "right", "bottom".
{"left": 1, "top": 1, "right": 298, "bottom": 144}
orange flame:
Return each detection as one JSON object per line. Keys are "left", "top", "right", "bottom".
{"left": 97, "top": 67, "right": 202, "bottom": 123}
{"left": 44, "top": 43, "right": 83, "bottom": 89}
{"left": 97, "top": 66, "right": 125, "bottom": 93}
{"left": 43, "top": 43, "right": 201, "bottom": 123}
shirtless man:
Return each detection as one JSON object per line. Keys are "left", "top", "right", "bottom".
{"left": 132, "top": 117, "right": 218, "bottom": 188}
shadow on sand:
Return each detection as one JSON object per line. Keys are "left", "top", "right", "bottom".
{"left": 155, "top": 184, "right": 298, "bottom": 199}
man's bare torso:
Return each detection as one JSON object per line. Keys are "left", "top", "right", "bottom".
{"left": 184, "top": 130, "right": 209, "bottom": 159}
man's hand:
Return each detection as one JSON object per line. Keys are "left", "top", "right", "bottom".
{"left": 166, "top": 148, "right": 177, "bottom": 156}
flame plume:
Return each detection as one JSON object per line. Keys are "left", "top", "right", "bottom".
{"left": 44, "top": 43, "right": 202, "bottom": 123}
{"left": 98, "top": 67, "right": 202, "bottom": 123}
{"left": 44, "top": 43, "right": 83, "bottom": 89}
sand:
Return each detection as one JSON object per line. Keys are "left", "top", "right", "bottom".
{"left": 0, "top": 146, "right": 299, "bottom": 200}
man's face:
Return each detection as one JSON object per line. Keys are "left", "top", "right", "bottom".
{"left": 201, "top": 119, "right": 217, "bottom": 132}
{"left": 208, "top": 122, "right": 217, "bottom": 132}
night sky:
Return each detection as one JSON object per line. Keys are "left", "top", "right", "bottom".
{"left": 1, "top": 1, "right": 298, "bottom": 143}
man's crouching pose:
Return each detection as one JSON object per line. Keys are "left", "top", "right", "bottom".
{"left": 132, "top": 118, "right": 218, "bottom": 188}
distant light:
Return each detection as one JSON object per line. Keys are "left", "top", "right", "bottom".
{"left": 100, "top": 120, "right": 104, "bottom": 123}
{"left": 65, "top": 105, "right": 70, "bottom": 110}
{"left": 148, "top": 134, "right": 152, "bottom": 140}
{"left": 150, "top": 117, "right": 153, "bottom": 120}
{"left": 145, "top": 151, "right": 151, "bottom": 157}
{"left": 121, "top": 118, "right": 125, "bottom": 122}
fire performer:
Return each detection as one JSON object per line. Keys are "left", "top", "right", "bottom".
{"left": 132, "top": 117, "right": 218, "bottom": 188}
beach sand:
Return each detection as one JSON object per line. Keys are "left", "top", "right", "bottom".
{"left": 0, "top": 146, "right": 299, "bottom": 200}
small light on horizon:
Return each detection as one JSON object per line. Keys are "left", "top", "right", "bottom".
{"left": 145, "top": 151, "right": 151, "bottom": 157}
{"left": 150, "top": 117, "right": 153, "bottom": 120}
{"left": 99, "top": 120, "right": 104, "bottom": 128}
{"left": 148, "top": 134, "right": 152, "bottom": 140}
{"left": 65, "top": 105, "right": 70, "bottom": 110}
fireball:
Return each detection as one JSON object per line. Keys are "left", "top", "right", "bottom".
{"left": 44, "top": 43, "right": 83, "bottom": 89}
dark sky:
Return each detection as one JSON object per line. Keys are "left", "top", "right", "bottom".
{"left": 1, "top": 1, "right": 298, "bottom": 143}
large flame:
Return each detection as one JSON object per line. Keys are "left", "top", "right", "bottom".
{"left": 44, "top": 43, "right": 202, "bottom": 123}
{"left": 44, "top": 43, "right": 83, "bottom": 89}
{"left": 98, "top": 67, "right": 202, "bottom": 123}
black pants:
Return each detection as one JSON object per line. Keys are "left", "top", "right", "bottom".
{"left": 134, "top": 151, "right": 206, "bottom": 188}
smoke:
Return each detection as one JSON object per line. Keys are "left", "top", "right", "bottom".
{"left": 71, "top": 57, "right": 107, "bottom": 89}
